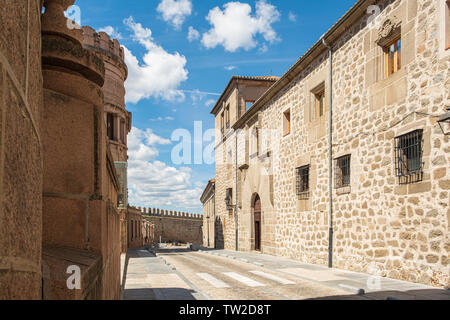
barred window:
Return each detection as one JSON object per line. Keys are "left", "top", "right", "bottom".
{"left": 296, "top": 165, "right": 310, "bottom": 199}
{"left": 395, "top": 130, "right": 424, "bottom": 184}
{"left": 335, "top": 155, "right": 351, "bottom": 189}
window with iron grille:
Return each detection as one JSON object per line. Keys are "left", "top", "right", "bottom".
{"left": 296, "top": 165, "right": 310, "bottom": 199}
{"left": 335, "top": 155, "right": 351, "bottom": 189}
{"left": 395, "top": 129, "right": 424, "bottom": 184}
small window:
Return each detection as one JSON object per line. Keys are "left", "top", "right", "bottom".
{"left": 283, "top": 109, "right": 291, "bottom": 136}
{"left": 221, "top": 112, "right": 225, "bottom": 135}
{"left": 107, "top": 113, "right": 115, "bottom": 141}
{"left": 335, "top": 155, "right": 351, "bottom": 189}
{"left": 315, "top": 90, "right": 325, "bottom": 118}
{"left": 395, "top": 130, "right": 424, "bottom": 184}
{"left": 120, "top": 119, "right": 125, "bottom": 144}
{"left": 296, "top": 165, "right": 310, "bottom": 199}
{"left": 225, "top": 104, "right": 230, "bottom": 128}
{"left": 384, "top": 37, "right": 401, "bottom": 77}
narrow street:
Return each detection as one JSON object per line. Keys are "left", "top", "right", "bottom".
{"left": 121, "top": 247, "right": 450, "bottom": 301}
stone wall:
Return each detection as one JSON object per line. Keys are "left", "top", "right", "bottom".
{"left": 136, "top": 207, "right": 203, "bottom": 245}
{"left": 0, "top": 0, "right": 44, "bottom": 300}
{"left": 0, "top": 0, "right": 127, "bottom": 300}
{"left": 214, "top": 0, "right": 449, "bottom": 288}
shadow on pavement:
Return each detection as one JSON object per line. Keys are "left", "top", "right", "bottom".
{"left": 122, "top": 288, "right": 198, "bottom": 300}
{"left": 309, "top": 288, "right": 450, "bottom": 300}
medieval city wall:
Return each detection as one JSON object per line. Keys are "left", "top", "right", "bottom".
{"left": 134, "top": 207, "right": 203, "bottom": 245}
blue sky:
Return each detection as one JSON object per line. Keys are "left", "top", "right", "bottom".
{"left": 74, "top": 0, "right": 356, "bottom": 213}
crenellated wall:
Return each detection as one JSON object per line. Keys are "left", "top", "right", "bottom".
{"left": 128, "top": 206, "right": 203, "bottom": 245}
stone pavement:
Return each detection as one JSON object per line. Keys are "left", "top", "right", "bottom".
{"left": 198, "top": 248, "right": 450, "bottom": 300}
{"left": 121, "top": 248, "right": 207, "bottom": 300}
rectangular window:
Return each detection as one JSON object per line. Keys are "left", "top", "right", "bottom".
{"left": 335, "top": 155, "right": 351, "bottom": 189}
{"left": 315, "top": 90, "right": 325, "bottom": 118}
{"left": 384, "top": 37, "right": 401, "bottom": 78}
{"left": 131, "top": 221, "right": 133, "bottom": 240}
{"left": 283, "top": 109, "right": 291, "bottom": 137}
{"left": 296, "top": 165, "right": 310, "bottom": 199}
{"left": 120, "top": 119, "right": 125, "bottom": 144}
{"left": 107, "top": 113, "right": 115, "bottom": 141}
{"left": 221, "top": 112, "right": 225, "bottom": 135}
{"left": 226, "top": 104, "right": 230, "bottom": 128}
{"left": 395, "top": 130, "right": 424, "bottom": 184}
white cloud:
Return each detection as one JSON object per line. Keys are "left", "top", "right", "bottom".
{"left": 187, "top": 26, "right": 200, "bottom": 42}
{"left": 225, "top": 66, "right": 236, "bottom": 71}
{"left": 201, "top": 0, "right": 281, "bottom": 52}
{"left": 128, "top": 126, "right": 203, "bottom": 211}
{"left": 98, "top": 26, "right": 122, "bottom": 39}
{"left": 128, "top": 127, "right": 171, "bottom": 161}
{"left": 205, "top": 99, "right": 216, "bottom": 108}
{"left": 166, "top": 116, "right": 175, "bottom": 121}
{"left": 123, "top": 17, "right": 189, "bottom": 104}
{"left": 157, "top": 0, "right": 192, "bottom": 30}
{"left": 288, "top": 11, "right": 297, "bottom": 22}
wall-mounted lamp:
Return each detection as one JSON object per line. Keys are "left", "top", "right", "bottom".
{"left": 438, "top": 107, "right": 450, "bottom": 135}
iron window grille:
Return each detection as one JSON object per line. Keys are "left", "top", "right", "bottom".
{"left": 395, "top": 129, "right": 424, "bottom": 184}
{"left": 335, "top": 155, "right": 351, "bottom": 189}
{"left": 296, "top": 165, "right": 310, "bottom": 199}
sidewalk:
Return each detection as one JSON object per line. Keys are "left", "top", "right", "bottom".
{"left": 198, "top": 248, "right": 450, "bottom": 300}
{"left": 120, "top": 248, "right": 206, "bottom": 300}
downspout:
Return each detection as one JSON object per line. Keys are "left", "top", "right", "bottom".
{"left": 322, "top": 37, "right": 333, "bottom": 269}
{"left": 235, "top": 82, "right": 239, "bottom": 252}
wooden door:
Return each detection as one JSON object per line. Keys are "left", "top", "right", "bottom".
{"left": 254, "top": 197, "right": 261, "bottom": 251}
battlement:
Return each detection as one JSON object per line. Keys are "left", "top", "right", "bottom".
{"left": 128, "top": 206, "right": 203, "bottom": 220}
{"left": 82, "top": 26, "right": 125, "bottom": 63}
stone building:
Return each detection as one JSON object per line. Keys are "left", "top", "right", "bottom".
{"left": 82, "top": 26, "right": 132, "bottom": 253}
{"left": 201, "top": 179, "right": 216, "bottom": 248}
{"left": 211, "top": 0, "right": 450, "bottom": 288}
{"left": 0, "top": 0, "right": 129, "bottom": 299}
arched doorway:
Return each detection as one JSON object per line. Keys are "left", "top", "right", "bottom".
{"left": 253, "top": 195, "right": 261, "bottom": 251}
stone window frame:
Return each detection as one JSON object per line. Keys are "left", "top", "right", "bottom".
{"left": 439, "top": 0, "right": 450, "bottom": 58}
{"left": 446, "top": 0, "right": 450, "bottom": 50}
{"left": 392, "top": 123, "right": 431, "bottom": 195}
{"left": 334, "top": 154, "right": 351, "bottom": 190}
{"left": 282, "top": 108, "right": 291, "bottom": 137}
{"left": 296, "top": 165, "right": 310, "bottom": 200}
{"left": 311, "top": 82, "right": 326, "bottom": 121}
{"left": 106, "top": 112, "right": 116, "bottom": 141}
{"left": 382, "top": 36, "right": 402, "bottom": 79}
{"left": 294, "top": 155, "right": 315, "bottom": 211}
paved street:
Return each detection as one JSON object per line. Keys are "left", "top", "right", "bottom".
{"left": 121, "top": 247, "right": 450, "bottom": 300}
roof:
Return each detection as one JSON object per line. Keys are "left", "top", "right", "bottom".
{"left": 210, "top": 76, "right": 279, "bottom": 115}
{"left": 200, "top": 179, "right": 216, "bottom": 204}
{"left": 233, "top": 0, "right": 375, "bottom": 129}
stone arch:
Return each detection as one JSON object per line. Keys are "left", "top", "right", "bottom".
{"left": 251, "top": 193, "right": 262, "bottom": 252}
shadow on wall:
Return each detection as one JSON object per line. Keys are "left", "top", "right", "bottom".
{"left": 215, "top": 217, "right": 224, "bottom": 250}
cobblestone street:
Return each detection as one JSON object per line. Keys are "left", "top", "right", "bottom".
{"left": 121, "top": 247, "right": 450, "bottom": 300}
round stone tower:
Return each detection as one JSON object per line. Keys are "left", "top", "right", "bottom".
{"left": 82, "top": 26, "right": 130, "bottom": 207}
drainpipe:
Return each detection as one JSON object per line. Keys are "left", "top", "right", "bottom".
{"left": 235, "top": 133, "right": 239, "bottom": 251}
{"left": 322, "top": 37, "right": 333, "bottom": 269}
{"left": 235, "top": 83, "right": 239, "bottom": 252}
